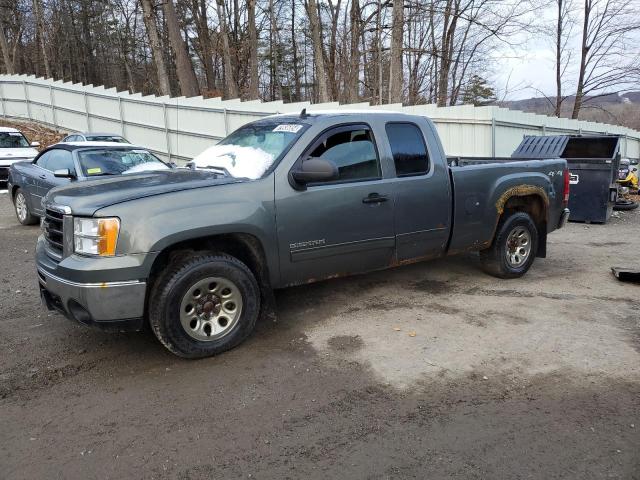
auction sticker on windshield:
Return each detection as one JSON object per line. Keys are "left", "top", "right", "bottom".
{"left": 273, "top": 124, "right": 303, "bottom": 133}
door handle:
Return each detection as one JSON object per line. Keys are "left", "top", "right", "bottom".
{"left": 362, "top": 193, "right": 388, "bottom": 204}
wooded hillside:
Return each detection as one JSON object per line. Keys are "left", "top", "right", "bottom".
{"left": 0, "top": 0, "right": 638, "bottom": 123}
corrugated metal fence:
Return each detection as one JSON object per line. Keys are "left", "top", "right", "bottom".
{"left": 1, "top": 74, "right": 638, "bottom": 161}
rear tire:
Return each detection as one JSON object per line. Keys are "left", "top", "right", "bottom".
{"left": 480, "top": 212, "right": 538, "bottom": 279}
{"left": 14, "top": 188, "right": 37, "bottom": 225}
{"left": 613, "top": 200, "right": 638, "bottom": 211}
{"left": 148, "top": 253, "right": 260, "bottom": 358}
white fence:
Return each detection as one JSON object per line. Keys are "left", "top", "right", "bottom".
{"left": 1, "top": 74, "right": 639, "bottom": 162}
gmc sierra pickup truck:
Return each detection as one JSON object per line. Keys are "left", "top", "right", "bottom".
{"left": 36, "top": 111, "right": 570, "bottom": 358}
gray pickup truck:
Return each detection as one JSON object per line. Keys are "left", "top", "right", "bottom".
{"left": 36, "top": 111, "right": 570, "bottom": 358}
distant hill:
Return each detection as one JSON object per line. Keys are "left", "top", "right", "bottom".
{"left": 499, "top": 92, "right": 640, "bottom": 130}
{"left": 503, "top": 92, "right": 639, "bottom": 110}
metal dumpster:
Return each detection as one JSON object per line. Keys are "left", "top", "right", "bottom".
{"left": 512, "top": 135, "right": 621, "bottom": 223}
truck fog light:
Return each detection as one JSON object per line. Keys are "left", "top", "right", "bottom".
{"left": 73, "top": 217, "right": 120, "bottom": 256}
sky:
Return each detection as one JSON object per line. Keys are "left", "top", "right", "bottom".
{"left": 489, "top": 4, "right": 572, "bottom": 101}
{"left": 489, "top": 1, "right": 640, "bottom": 101}
{"left": 493, "top": 43, "right": 563, "bottom": 100}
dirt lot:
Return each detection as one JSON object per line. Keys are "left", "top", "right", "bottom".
{"left": 0, "top": 194, "right": 638, "bottom": 480}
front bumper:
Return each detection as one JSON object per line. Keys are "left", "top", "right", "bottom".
{"left": 557, "top": 208, "right": 570, "bottom": 229}
{"left": 36, "top": 238, "right": 147, "bottom": 332}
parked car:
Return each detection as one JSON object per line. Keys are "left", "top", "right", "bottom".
{"left": 8, "top": 142, "right": 170, "bottom": 224}
{"left": 61, "top": 132, "right": 129, "bottom": 143}
{"left": 37, "top": 111, "right": 570, "bottom": 358}
{"left": 0, "top": 127, "right": 40, "bottom": 188}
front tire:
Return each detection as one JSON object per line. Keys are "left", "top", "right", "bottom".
{"left": 480, "top": 212, "right": 538, "bottom": 279}
{"left": 14, "top": 188, "right": 37, "bottom": 225}
{"left": 149, "top": 253, "right": 260, "bottom": 358}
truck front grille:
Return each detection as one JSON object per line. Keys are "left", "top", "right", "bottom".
{"left": 43, "top": 209, "right": 64, "bottom": 258}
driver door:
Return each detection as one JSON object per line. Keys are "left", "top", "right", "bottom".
{"left": 275, "top": 124, "right": 395, "bottom": 286}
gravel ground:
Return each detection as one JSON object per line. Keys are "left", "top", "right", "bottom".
{"left": 0, "top": 193, "right": 638, "bottom": 480}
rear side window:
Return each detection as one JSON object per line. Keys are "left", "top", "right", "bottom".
{"left": 386, "top": 123, "right": 429, "bottom": 176}
{"left": 37, "top": 149, "right": 75, "bottom": 173}
{"left": 46, "top": 149, "right": 75, "bottom": 173}
{"left": 306, "top": 127, "right": 381, "bottom": 183}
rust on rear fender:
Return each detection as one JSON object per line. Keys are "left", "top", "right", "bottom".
{"left": 495, "top": 185, "right": 549, "bottom": 216}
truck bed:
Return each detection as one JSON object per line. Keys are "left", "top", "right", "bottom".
{"left": 447, "top": 158, "right": 567, "bottom": 254}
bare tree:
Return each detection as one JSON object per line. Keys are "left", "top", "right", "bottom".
{"left": 140, "top": 0, "right": 171, "bottom": 96}
{"left": 306, "top": 0, "right": 330, "bottom": 102}
{"left": 389, "top": 0, "right": 404, "bottom": 103}
{"left": 163, "top": 0, "right": 200, "bottom": 97}
{"left": 190, "top": 0, "right": 216, "bottom": 93}
{"left": 572, "top": 0, "right": 640, "bottom": 118}
{"left": 32, "top": 0, "right": 50, "bottom": 77}
{"left": 247, "top": 0, "right": 259, "bottom": 99}
{"left": 553, "top": 0, "right": 575, "bottom": 116}
{"left": 347, "top": 0, "right": 361, "bottom": 102}
{"left": 216, "top": 0, "right": 239, "bottom": 98}
{"left": 0, "top": 22, "right": 12, "bottom": 74}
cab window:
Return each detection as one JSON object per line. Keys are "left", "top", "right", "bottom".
{"left": 386, "top": 122, "right": 430, "bottom": 176}
{"left": 304, "top": 126, "right": 380, "bottom": 183}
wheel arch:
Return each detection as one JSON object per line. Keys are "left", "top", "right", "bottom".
{"left": 493, "top": 186, "right": 549, "bottom": 258}
{"left": 146, "top": 232, "right": 276, "bottom": 323}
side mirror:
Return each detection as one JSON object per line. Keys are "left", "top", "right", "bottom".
{"left": 168, "top": 162, "right": 178, "bottom": 168}
{"left": 54, "top": 168, "right": 76, "bottom": 179}
{"left": 292, "top": 158, "right": 338, "bottom": 186}
{"left": 31, "top": 141, "right": 40, "bottom": 147}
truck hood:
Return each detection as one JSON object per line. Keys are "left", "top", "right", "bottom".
{"left": 0, "top": 147, "right": 39, "bottom": 165}
{"left": 45, "top": 169, "right": 243, "bottom": 216}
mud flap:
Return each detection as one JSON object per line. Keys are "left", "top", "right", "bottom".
{"left": 537, "top": 229, "right": 547, "bottom": 258}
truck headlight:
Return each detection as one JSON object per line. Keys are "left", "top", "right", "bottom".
{"left": 73, "top": 217, "right": 120, "bottom": 256}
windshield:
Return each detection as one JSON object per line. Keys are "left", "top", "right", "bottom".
{"left": 78, "top": 149, "right": 169, "bottom": 177}
{"left": 85, "top": 135, "right": 129, "bottom": 143}
{"left": 191, "top": 122, "right": 307, "bottom": 179}
{"left": 0, "top": 132, "right": 30, "bottom": 148}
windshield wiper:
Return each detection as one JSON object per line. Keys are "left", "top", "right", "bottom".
{"left": 185, "top": 162, "right": 231, "bottom": 178}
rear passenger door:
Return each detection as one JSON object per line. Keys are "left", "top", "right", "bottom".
{"left": 275, "top": 124, "right": 395, "bottom": 285}
{"left": 386, "top": 122, "right": 452, "bottom": 262}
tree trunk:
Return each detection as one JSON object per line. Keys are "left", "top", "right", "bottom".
{"left": 0, "top": 23, "right": 13, "bottom": 74}
{"left": 140, "top": 0, "right": 171, "bottom": 96}
{"left": 163, "top": 0, "right": 200, "bottom": 97}
{"left": 291, "top": 0, "right": 301, "bottom": 101}
{"left": 347, "top": 0, "right": 360, "bottom": 102}
{"left": 216, "top": 0, "right": 239, "bottom": 98}
{"left": 306, "top": 0, "right": 330, "bottom": 103}
{"left": 193, "top": 0, "right": 216, "bottom": 92}
{"left": 247, "top": 0, "right": 259, "bottom": 99}
{"left": 33, "top": 0, "right": 51, "bottom": 77}
{"left": 269, "top": 0, "right": 282, "bottom": 100}
{"left": 554, "top": 0, "right": 563, "bottom": 117}
{"left": 437, "top": 1, "right": 457, "bottom": 107}
{"left": 326, "top": 0, "right": 341, "bottom": 101}
{"left": 389, "top": 0, "right": 403, "bottom": 103}
{"left": 572, "top": 0, "right": 590, "bottom": 119}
